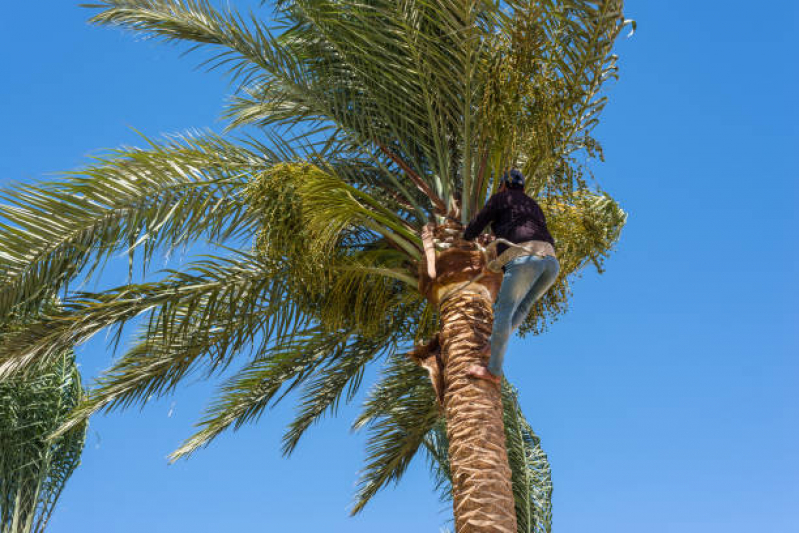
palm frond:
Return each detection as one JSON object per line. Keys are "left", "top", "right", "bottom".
{"left": 285, "top": 0, "right": 509, "bottom": 215}
{"left": 502, "top": 383, "right": 552, "bottom": 533}
{"left": 49, "top": 287, "right": 294, "bottom": 439}
{"left": 169, "top": 325, "right": 355, "bottom": 460}
{"left": 87, "top": 1, "right": 440, "bottom": 203}
{"left": 482, "top": 0, "right": 630, "bottom": 198}
{"left": 350, "top": 352, "right": 438, "bottom": 514}
{"left": 0, "top": 253, "right": 291, "bottom": 379}
{"left": 0, "top": 347, "right": 86, "bottom": 533}
{"left": 281, "top": 332, "right": 398, "bottom": 455}
{"left": 85, "top": 0, "right": 279, "bottom": 87}
{"left": 0, "top": 132, "right": 265, "bottom": 320}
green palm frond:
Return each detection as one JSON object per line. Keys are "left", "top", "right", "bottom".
{"left": 48, "top": 290, "right": 290, "bottom": 439}
{"left": 86, "top": 0, "right": 279, "bottom": 87}
{"left": 482, "top": 0, "right": 630, "bottom": 199}
{"left": 0, "top": 132, "right": 265, "bottom": 320}
{"left": 0, "top": 254, "right": 291, "bottom": 379}
{"left": 502, "top": 384, "right": 552, "bottom": 533}
{"left": 86, "top": 0, "right": 513, "bottom": 217}
{"left": 350, "top": 352, "right": 439, "bottom": 514}
{"left": 535, "top": 0, "right": 628, "bottom": 151}
{"left": 0, "top": 346, "right": 86, "bottom": 533}
{"left": 281, "top": 332, "right": 400, "bottom": 455}
{"left": 275, "top": 0, "right": 497, "bottom": 211}
{"left": 169, "top": 325, "right": 355, "bottom": 460}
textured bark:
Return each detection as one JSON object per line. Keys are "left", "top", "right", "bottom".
{"left": 428, "top": 242, "right": 517, "bottom": 533}
{"left": 439, "top": 284, "right": 517, "bottom": 533}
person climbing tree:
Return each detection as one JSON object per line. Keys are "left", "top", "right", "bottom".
{"left": 462, "top": 169, "right": 560, "bottom": 384}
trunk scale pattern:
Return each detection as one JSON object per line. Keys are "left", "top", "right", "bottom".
{"left": 439, "top": 283, "right": 517, "bottom": 533}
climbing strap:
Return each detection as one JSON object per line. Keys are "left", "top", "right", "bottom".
{"left": 437, "top": 239, "right": 555, "bottom": 305}
{"left": 488, "top": 239, "right": 556, "bottom": 272}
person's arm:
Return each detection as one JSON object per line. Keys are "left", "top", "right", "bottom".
{"left": 463, "top": 194, "right": 498, "bottom": 241}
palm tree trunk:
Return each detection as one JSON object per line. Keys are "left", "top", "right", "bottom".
{"left": 430, "top": 244, "right": 517, "bottom": 533}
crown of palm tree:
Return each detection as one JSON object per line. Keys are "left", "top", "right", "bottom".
{"left": 0, "top": 0, "right": 629, "bottom": 521}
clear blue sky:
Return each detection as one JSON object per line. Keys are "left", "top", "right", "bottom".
{"left": 2, "top": 2, "right": 798, "bottom": 532}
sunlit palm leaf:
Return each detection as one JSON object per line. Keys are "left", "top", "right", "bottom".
{"left": 502, "top": 384, "right": 552, "bottom": 533}
{"left": 48, "top": 287, "right": 296, "bottom": 439}
{"left": 0, "top": 254, "right": 289, "bottom": 379}
{"left": 170, "top": 325, "right": 356, "bottom": 460}
{"left": 482, "top": 0, "right": 630, "bottom": 201}
{"left": 0, "top": 132, "right": 265, "bottom": 320}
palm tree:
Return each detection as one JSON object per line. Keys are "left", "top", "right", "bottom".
{"left": 0, "top": 1, "right": 629, "bottom": 530}
{"left": 0, "top": 320, "right": 87, "bottom": 533}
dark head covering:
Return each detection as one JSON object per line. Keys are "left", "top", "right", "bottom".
{"left": 501, "top": 169, "right": 525, "bottom": 189}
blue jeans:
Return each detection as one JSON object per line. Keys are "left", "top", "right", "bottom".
{"left": 487, "top": 255, "right": 560, "bottom": 376}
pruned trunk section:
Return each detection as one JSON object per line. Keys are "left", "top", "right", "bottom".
{"left": 439, "top": 285, "right": 517, "bottom": 533}
{"left": 419, "top": 237, "right": 515, "bottom": 533}
{"left": 414, "top": 228, "right": 516, "bottom": 532}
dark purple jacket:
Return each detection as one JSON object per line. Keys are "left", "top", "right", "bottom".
{"left": 463, "top": 188, "right": 555, "bottom": 255}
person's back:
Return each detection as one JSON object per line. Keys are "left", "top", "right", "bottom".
{"left": 463, "top": 186, "right": 554, "bottom": 256}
